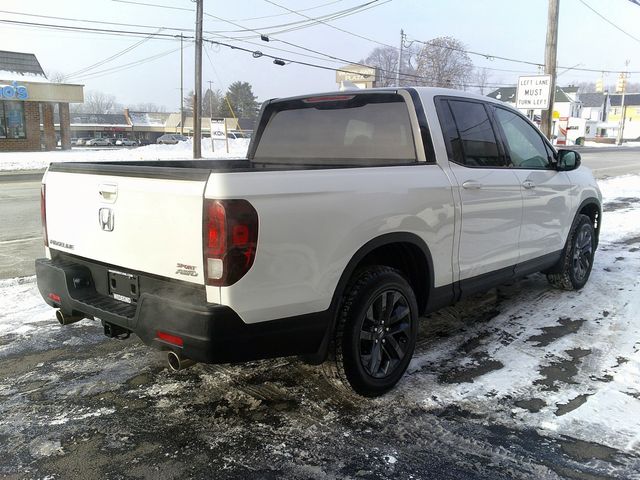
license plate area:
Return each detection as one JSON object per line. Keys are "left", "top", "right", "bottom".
{"left": 108, "top": 270, "right": 139, "bottom": 304}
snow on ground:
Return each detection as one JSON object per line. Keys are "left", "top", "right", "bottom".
{"left": 0, "top": 138, "right": 250, "bottom": 171}
{"left": 0, "top": 175, "right": 639, "bottom": 473}
{"left": 401, "top": 174, "right": 640, "bottom": 453}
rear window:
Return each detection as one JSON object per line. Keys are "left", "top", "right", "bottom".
{"left": 252, "top": 93, "right": 416, "bottom": 165}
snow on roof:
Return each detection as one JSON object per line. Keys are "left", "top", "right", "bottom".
{"left": 0, "top": 70, "right": 50, "bottom": 84}
{"left": 128, "top": 111, "right": 171, "bottom": 127}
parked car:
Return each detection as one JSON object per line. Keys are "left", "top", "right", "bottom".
{"left": 226, "top": 131, "right": 251, "bottom": 139}
{"left": 116, "top": 138, "right": 138, "bottom": 146}
{"left": 85, "top": 138, "right": 112, "bottom": 146}
{"left": 36, "top": 87, "right": 602, "bottom": 397}
{"left": 75, "top": 138, "right": 89, "bottom": 146}
{"left": 156, "top": 134, "right": 188, "bottom": 145}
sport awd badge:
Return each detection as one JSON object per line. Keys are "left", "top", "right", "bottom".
{"left": 99, "top": 207, "right": 115, "bottom": 232}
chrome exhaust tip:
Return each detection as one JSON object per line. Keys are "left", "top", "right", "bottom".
{"left": 167, "top": 351, "right": 195, "bottom": 371}
{"left": 55, "top": 309, "right": 85, "bottom": 325}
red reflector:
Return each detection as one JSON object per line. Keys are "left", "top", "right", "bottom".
{"left": 48, "top": 293, "right": 61, "bottom": 303}
{"left": 302, "top": 95, "right": 355, "bottom": 103}
{"left": 156, "top": 331, "right": 183, "bottom": 347}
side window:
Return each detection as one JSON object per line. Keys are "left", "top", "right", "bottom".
{"left": 494, "top": 108, "right": 551, "bottom": 169}
{"left": 448, "top": 100, "right": 504, "bottom": 167}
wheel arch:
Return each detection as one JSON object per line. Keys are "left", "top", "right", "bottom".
{"left": 576, "top": 197, "right": 601, "bottom": 248}
{"left": 303, "top": 232, "right": 437, "bottom": 365}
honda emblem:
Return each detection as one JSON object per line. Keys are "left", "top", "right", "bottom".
{"left": 99, "top": 208, "right": 114, "bottom": 232}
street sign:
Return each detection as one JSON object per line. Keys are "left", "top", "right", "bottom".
{"left": 516, "top": 75, "right": 552, "bottom": 110}
{"left": 210, "top": 118, "right": 228, "bottom": 153}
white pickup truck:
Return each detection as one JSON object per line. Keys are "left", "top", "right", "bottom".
{"left": 36, "top": 88, "right": 601, "bottom": 396}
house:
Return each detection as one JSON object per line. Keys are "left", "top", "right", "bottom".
{"left": 607, "top": 93, "right": 640, "bottom": 141}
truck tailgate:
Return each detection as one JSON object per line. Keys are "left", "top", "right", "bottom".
{"left": 44, "top": 166, "right": 208, "bottom": 285}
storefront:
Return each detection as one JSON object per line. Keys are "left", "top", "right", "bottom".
{"left": 0, "top": 51, "right": 84, "bottom": 152}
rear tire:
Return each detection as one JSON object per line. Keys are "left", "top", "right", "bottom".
{"left": 547, "top": 214, "right": 595, "bottom": 290}
{"left": 323, "top": 266, "right": 418, "bottom": 397}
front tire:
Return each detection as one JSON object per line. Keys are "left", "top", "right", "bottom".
{"left": 547, "top": 214, "right": 595, "bottom": 290}
{"left": 324, "top": 266, "right": 418, "bottom": 397}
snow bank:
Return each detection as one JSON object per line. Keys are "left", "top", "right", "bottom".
{"left": 0, "top": 138, "right": 250, "bottom": 171}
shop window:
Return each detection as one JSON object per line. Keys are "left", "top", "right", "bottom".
{"left": 0, "top": 101, "right": 26, "bottom": 139}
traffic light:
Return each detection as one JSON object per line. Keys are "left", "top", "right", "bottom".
{"left": 616, "top": 73, "right": 627, "bottom": 93}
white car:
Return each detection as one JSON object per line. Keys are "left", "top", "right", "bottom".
{"left": 115, "top": 139, "right": 137, "bottom": 146}
{"left": 85, "top": 138, "right": 111, "bottom": 146}
{"left": 36, "top": 87, "right": 601, "bottom": 397}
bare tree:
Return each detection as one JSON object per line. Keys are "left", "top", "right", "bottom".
{"left": 474, "top": 68, "right": 492, "bottom": 95}
{"left": 415, "top": 36, "right": 474, "bottom": 89}
{"left": 46, "top": 70, "right": 66, "bottom": 83}
{"left": 574, "top": 81, "right": 597, "bottom": 93}
{"left": 365, "top": 47, "right": 399, "bottom": 87}
{"left": 73, "top": 90, "right": 117, "bottom": 114}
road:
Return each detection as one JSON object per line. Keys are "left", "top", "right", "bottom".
{"left": 1, "top": 148, "right": 638, "bottom": 280}
{"left": 0, "top": 174, "right": 44, "bottom": 279}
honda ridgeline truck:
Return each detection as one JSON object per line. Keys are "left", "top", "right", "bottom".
{"left": 36, "top": 88, "right": 602, "bottom": 396}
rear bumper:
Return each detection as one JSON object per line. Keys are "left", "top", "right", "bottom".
{"left": 35, "top": 256, "right": 330, "bottom": 364}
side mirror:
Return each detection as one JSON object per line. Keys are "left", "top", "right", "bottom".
{"left": 557, "top": 149, "right": 581, "bottom": 171}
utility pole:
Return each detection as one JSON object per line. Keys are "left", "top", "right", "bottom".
{"left": 193, "top": 0, "right": 203, "bottom": 159}
{"left": 396, "top": 29, "right": 404, "bottom": 87}
{"left": 180, "top": 34, "right": 184, "bottom": 136}
{"left": 207, "top": 80, "right": 214, "bottom": 152}
{"left": 617, "top": 60, "right": 630, "bottom": 145}
{"left": 540, "top": 0, "right": 559, "bottom": 141}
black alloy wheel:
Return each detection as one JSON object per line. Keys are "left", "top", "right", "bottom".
{"left": 323, "top": 266, "right": 418, "bottom": 397}
{"left": 572, "top": 223, "right": 593, "bottom": 282}
{"left": 359, "top": 290, "right": 411, "bottom": 379}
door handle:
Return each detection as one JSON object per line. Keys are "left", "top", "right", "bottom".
{"left": 522, "top": 180, "right": 536, "bottom": 189}
{"left": 462, "top": 180, "right": 482, "bottom": 190}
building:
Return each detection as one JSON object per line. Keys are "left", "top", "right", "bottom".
{"left": 0, "top": 50, "right": 83, "bottom": 151}
{"left": 608, "top": 93, "right": 640, "bottom": 141}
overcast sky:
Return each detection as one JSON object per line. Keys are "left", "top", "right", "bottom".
{"left": 2, "top": 0, "right": 638, "bottom": 110}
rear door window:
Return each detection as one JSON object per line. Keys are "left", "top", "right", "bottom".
{"left": 446, "top": 100, "right": 504, "bottom": 168}
{"left": 252, "top": 93, "right": 416, "bottom": 165}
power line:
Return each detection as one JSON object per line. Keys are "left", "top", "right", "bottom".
{"left": 112, "top": 0, "right": 348, "bottom": 22}
{"left": 262, "top": 0, "right": 396, "bottom": 48}
{"left": 0, "top": 18, "right": 186, "bottom": 40}
{"left": 203, "top": 0, "right": 389, "bottom": 36}
{"left": 578, "top": 0, "right": 640, "bottom": 44}
{"left": 0, "top": 8, "right": 193, "bottom": 33}
{"left": 64, "top": 30, "right": 160, "bottom": 80}
{"left": 203, "top": 37, "right": 516, "bottom": 89}
{"left": 71, "top": 46, "right": 184, "bottom": 81}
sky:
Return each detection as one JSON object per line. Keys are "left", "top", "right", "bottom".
{"left": 1, "top": 0, "right": 639, "bottom": 111}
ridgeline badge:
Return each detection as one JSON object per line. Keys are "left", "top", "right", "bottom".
{"left": 0, "top": 82, "right": 28, "bottom": 100}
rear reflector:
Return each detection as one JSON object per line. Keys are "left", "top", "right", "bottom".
{"left": 48, "top": 293, "right": 61, "bottom": 303}
{"left": 156, "top": 331, "right": 184, "bottom": 347}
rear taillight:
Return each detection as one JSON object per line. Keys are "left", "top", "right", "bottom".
{"left": 203, "top": 199, "right": 258, "bottom": 286}
{"left": 40, "top": 184, "right": 48, "bottom": 246}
